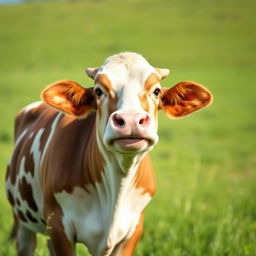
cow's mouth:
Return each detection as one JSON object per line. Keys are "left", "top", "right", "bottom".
{"left": 110, "top": 136, "right": 153, "bottom": 151}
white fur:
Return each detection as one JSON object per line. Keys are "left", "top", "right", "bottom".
{"left": 6, "top": 111, "right": 63, "bottom": 234}
{"left": 55, "top": 160, "right": 151, "bottom": 256}
{"left": 96, "top": 52, "right": 160, "bottom": 153}
{"left": 23, "top": 101, "right": 42, "bottom": 114}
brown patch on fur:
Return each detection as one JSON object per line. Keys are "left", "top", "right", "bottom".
{"left": 107, "top": 94, "right": 119, "bottom": 120}
{"left": 39, "top": 119, "right": 55, "bottom": 153}
{"left": 96, "top": 74, "right": 117, "bottom": 121}
{"left": 14, "top": 103, "right": 45, "bottom": 141}
{"left": 95, "top": 73, "right": 112, "bottom": 92}
{"left": 9, "top": 136, "right": 27, "bottom": 185}
{"left": 42, "top": 112, "right": 105, "bottom": 194}
{"left": 17, "top": 210, "right": 27, "bottom": 222}
{"left": 26, "top": 211, "right": 38, "bottom": 223}
{"left": 16, "top": 198, "right": 21, "bottom": 206}
{"left": 9, "top": 103, "right": 55, "bottom": 185}
{"left": 7, "top": 190, "right": 15, "bottom": 206}
{"left": 19, "top": 177, "right": 38, "bottom": 212}
{"left": 24, "top": 152, "right": 35, "bottom": 176}
{"left": 44, "top": 192, "right": 74, "bottom": 255}
{"left": 141, "top": 73, "right": 160, "bottom": 113}
{"left": 134, "top": 154, "right": 156, "bottom": 197}
{"left": 144, "top": 73, "right": 160, "bottom": 92}
{"left": 139, "top": 94, "right": 150, "bottom": 113}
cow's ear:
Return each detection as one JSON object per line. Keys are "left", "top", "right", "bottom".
{"left": 155, "top": 68, "right": 170, "bottom": 80}
{"left": 86, "top": 68, "right": 99, "bottom": 80}
{"left": 41, "top": 80, "right": 96, "bottom": 118}
{"left": 160, "top": 81, "right": 213, "bottom": 118}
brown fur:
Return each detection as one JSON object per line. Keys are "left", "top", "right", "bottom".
{"left": 95, "top": 73, "right": 113, "bottom": 92}
{"left": 134, "top": 154, "right": 156, "bottom": 197}
{"left": 18, "top": 177, "right": 38, "bottom": 212}
{"left": 41, "top": 80, "right": 96, "bottom": 118}
{"left": 7, "top": 190, "right": 15, "bottom": 206}
{"left": 41, "top": 111, "right": 104, "bottom": 194}
{"left": 161, "top": 81, "right": 213, "bottom": 118}
{"left": 144, "top": 73, "right": 160, "bottom": 92}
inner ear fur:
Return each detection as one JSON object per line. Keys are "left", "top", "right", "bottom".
{"left": 41, "top": 80, "right": 96, "bottom": 118}
{"left": 160, "top": 81, "right": 213, "bottom": 118}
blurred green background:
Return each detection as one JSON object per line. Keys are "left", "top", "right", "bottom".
{"left": 0, "top": 0, "right": 256, "bottom": 255}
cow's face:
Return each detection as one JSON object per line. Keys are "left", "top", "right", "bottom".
{"left": 86, "top": 53, "right": 170, "bottom": 154}
{"left": 42, "top": 52, "right": 212, "bottom": 156}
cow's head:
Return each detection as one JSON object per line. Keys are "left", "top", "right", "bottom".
{"left": 42, "top": 53, "right": 212, "bottom": 168}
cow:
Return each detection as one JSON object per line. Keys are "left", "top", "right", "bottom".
{"left": 5, "top": 52, "right": 213, "bottom": 256}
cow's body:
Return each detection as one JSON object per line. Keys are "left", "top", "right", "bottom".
{"left": 6, "top": 52, "right": 212, "bottom": 256}
{"left": 6, "top": 102, "right": 155, "bottom": 255}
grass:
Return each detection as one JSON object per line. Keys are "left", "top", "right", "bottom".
{"left": 0, "top": 0, "right": 256, "bottom": 255}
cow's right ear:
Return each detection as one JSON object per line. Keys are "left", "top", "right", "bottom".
{"left": 41, "top": 80, "right": 96, "bottom": 118}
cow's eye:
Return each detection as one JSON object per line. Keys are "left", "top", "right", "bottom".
{"left": 153, "top": 88, "right": 161, "bottom": 96}
{"left": 95, "top": 88, "right": 103, "bottom": 97}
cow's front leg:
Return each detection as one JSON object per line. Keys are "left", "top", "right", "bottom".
{"left": 16, "top": 223, "right": 37, "bottom": 256}
{"left": 44, "top": 197, "right": 75, "bottom": 256}
{"left": 47, "top": 235, "right": 76, "bottom": 256}
{"left": 46, "top": 209, "right": 75, "bottom": 256}
{"left": 111, "top": 212, "right": 144, "bottom": 256}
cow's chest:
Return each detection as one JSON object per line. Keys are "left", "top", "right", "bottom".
{"left": 55, "top": 185, "right": 151, "bottom": 255}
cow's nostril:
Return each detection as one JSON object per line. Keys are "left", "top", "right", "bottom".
{"left": 139, "top": 118, "right": 144, "bottom": 125}
{"left": 139, "top": 115, "right": 150, "bottom": 126}
{"left": 113, "top": 114, "right": 125, "bottom": 127}
{"left": 117, "top": 118, "right": 125, "bottom": 126}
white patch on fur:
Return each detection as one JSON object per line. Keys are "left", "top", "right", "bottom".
{"left": 40, "top": 112, "right": 62, "bottom": 166}
{"left": 55, "top": 181, "right": 151, "bottom": 256}
{"left": 23, "top": 101, "right": 42, "bottom": 114}
{"left": 6, "top": 112, "right": 63, "bottom": 234}
{"left": 14, "top": 128, "right": 28, "bottom": 147}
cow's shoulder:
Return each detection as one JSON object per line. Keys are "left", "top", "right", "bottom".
{"left": 42, "top": 112, "right": 105, "bottom": 195}
{"left": 14, "top": 102, "right": 54, "bottom": 139}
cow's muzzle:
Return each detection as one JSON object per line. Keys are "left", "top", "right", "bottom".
{"left": 104, "top": 112, "right": 158, "bottom": 152}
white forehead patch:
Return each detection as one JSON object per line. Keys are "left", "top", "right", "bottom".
{"left": 99, "top": 52, "right": 156, "bottom": 91}
{"left": 96, "top": 52, "right": 158, "bottom": 113}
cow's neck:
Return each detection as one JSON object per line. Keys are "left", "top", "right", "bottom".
{"left": 94, "top": 130, "right": 150, "bottom": 207}
{"left": 96, "top": 146, "right": 151, "bottom": 245}
{"left": 99, "top": 144, "right": 147, "bottom": 192}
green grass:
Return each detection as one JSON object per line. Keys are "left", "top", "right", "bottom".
{"left": 0, "top": 0, "right": 256, "bottom": 255}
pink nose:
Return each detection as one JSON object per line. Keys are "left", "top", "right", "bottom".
{"left": 111, "top": 113, "right": 151, "bottom": 135}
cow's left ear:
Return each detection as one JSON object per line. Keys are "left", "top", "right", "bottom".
{"left": 160, "top": 81, "right": 213, "bottom": 118}
{"left": 41, "top": 80, "right": 96, "bottom": 118}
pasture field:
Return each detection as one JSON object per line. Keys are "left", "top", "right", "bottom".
{"left": 0, "top": 0, "right": 256, "bottom": 255}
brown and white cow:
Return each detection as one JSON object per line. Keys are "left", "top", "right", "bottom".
{"left": 6, "top": 52, "right": 212, "bottom": 256}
